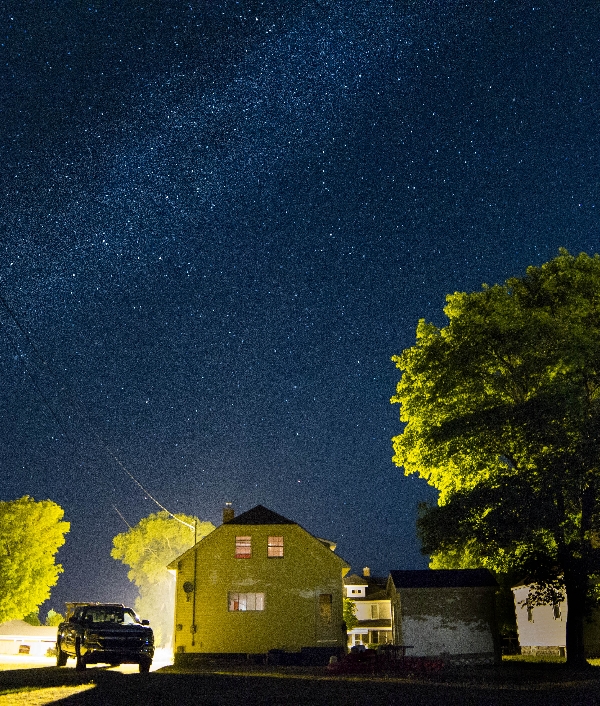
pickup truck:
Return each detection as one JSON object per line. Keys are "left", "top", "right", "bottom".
{"left": 56, "top": 603, "right": 154, "bottom": 672}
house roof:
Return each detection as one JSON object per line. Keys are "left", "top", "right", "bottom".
{"left": 388, "top": 569, "right": 497, "bottom": 589}
{"left": 224, "top": 505, "right": 339, "bottom": 550}
{"left": 168, "top": 504, "right": 350, "bottom": 571}
{"left": 224, "top": 505, "right": 296, "bottom": 525}
{"left": 0, "top": 620, "right": 58, "bottom": 638}
{"left": 355, "top": 619, "right": 392, "bottom": 629}
{"left": 345, "top": 574, "right": 388, "bottom": 600}
{"left": 361, "top": 589, "right": 388, "bottom": 601}
{"left": 344, "top": 573, "right": 369, "bottom": 586}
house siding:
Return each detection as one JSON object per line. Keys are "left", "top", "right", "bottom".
{"left": 512, "top": 585, "right": 600, "bottom": 658}
{"left": 172, "top": 522, "right": 348, "bottom": 655}
{"left": 0, "top": 621, "right": 58, "bottom": 656}
{"left": 512, "top": 585, "right": 566, "bottom": 655}
{"left": 386, "top": 575, "right": 499, "bottom": 662}
{"left": 398, "top": 586, "right": 496, "bottom": 658}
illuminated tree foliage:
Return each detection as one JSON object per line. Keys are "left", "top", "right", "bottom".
{"left": 391, "top": 250, "right": 600, "bottom": 666}
{"left": 343, "top": 598, "right": 358, "bottom": 632}
{"left": 0, "top": 496, "right": 70, "bottom": 623}
{"left": 111, "top": 511, "right": 215, "bottom": 646}
{"left": 45, "top": 609, "right": 65, "bottom": 627}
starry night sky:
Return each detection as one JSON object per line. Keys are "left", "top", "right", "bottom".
{"left": 1, "top": 0, "right": 599, "bottom": 614}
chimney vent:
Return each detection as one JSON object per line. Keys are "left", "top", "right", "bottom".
{"left": 363, "top": 566, "right": 371, "bottom": 577}
{"left": 223, "top": 502, "right": 234, "bottom": 524}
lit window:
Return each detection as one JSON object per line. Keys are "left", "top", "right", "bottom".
{"left": 319, "top": 594, "right": 332, "bottom": 624}
{"left": 228, "top": 592, "right": 265, "bottom": 611}
{"left": 268, "top": 536, "right": 284, "bottom": 558}
{"left": 371, "top": 604, "right": 378, "bottom": 619}
{"left": 235, "top": 536, "right": 251, "bottom": 559}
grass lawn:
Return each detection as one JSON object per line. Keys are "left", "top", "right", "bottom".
{"left": 1, "top": 657, "right": 599, "bottom": 705}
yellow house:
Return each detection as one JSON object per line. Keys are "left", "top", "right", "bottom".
{"left": 168, "top": 505, "right": 350, "bottom": 663}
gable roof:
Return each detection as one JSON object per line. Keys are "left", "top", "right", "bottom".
{"left": 389, "top": 569, "right": 497, "bottom": 589}
{"left": 0, "top": 620, "right": 58, "bottom": 638}
{"left": 344, "top": 573, "right": 369, "bottom": 586}
{"left": 225, "top": 505, "right": 296, "bottom": 525}
{"left": 345, "top": 574, "right": 388, "bottom": 600}
{"left": 168, "top": 504, "right": 350, "bottom": 572}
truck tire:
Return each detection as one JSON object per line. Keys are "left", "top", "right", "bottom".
{"left": 75, "top": 641, "right": 86, "bottom": 671}
{"left": 139, "top": 658, "right": 151, "bottom": 673}
{"left": 56, "top": 640, "right": 68, "bottom": 667}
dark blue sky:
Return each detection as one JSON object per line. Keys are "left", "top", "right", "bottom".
{"left": 1, "top": 0, "right": 598, "bottom": 614}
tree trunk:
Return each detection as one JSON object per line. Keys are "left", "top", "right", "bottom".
{"left": 564, "top": 573, "right": 587, "bottom": 668}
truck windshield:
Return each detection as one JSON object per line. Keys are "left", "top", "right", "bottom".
{"left": 83, "top": 608, "right": 139, "bottom": 625}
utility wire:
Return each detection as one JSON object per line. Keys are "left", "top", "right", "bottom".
{"left": 100, "top": 435, "right": 194, "bottom": 531}
{"left": 113, "top": 505, "right": 133, "bottom": 530}
{"left": 112, "top": 506, "right": 166, "bottom": 559}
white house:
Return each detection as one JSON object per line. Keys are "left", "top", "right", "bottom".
{"left": 512, "top": 582, "right": 600, "bottom": 657}
{"left": 344, "top": 568, "right": 392, "bottom": 648}
{"left": 0, "top": 620, "right": 57, "bottom": 656}
{"left": 512, "top": 583, "right": 567, "bottom": 656}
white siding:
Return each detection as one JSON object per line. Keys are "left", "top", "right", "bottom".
{"left": 513, "top": 586, "right": 566, "bottom": 648}
{"left": 354, "top": 600, "right": 391, "bottom": 621}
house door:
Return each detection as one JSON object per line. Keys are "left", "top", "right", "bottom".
{"left": 316, "top": 593, "right": 335, "bottom": 643}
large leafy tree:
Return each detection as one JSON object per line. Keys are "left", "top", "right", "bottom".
{"left": 391, "top": 250, "right": 600, "bottom": 666}
{"left": 0, "top": 496, "right": 70, "bottom": 623}
{"left": 111, "top": 511, "right": 215, "bottom": 646}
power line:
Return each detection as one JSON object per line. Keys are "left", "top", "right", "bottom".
{"left": 113, "top": 505, "right": 133, "bottom": 530}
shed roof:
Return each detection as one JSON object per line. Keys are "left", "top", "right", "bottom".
{"left": 389, "top": 569, "right": 497, "bottom": 589}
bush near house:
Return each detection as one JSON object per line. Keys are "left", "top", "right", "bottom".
{"left": 327, "top": 648, "right": 445, "bottom": 675}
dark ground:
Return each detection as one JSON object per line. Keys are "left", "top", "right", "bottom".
{"left": 1, "top": 662, "right": 600, "bottom": 705}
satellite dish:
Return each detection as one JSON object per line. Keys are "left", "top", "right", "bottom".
{"left": 183, "top": 581, "right": 195, "bottom": 594}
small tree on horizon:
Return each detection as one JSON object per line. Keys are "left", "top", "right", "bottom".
{"left": 45, "top": 610, "right": 64, "bottom": 627}
{"left": 111, "top": 511, "right": 215, "bottom": 647}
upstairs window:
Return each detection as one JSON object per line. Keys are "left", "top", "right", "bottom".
{"left": 371, "top": 604, "right": 379, "bottom": 620}
{"left": 553, "top": 602, "right": 561, "bottom": 620}
{"left": 228, "top": 592, "right": 265, "bottom": 611}
{"left": 268, "top": 536, "right": 284, "bottom": 558}
{"left": 235, "top": 536, "right": 252, "bottom": 559}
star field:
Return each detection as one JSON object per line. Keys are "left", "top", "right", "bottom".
{"left": 1, "top": 0, "right": 599, "bottom": 611}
